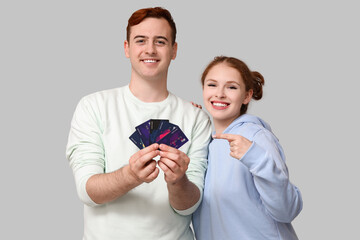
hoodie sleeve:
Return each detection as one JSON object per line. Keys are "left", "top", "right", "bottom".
{"left": 240, "top": 129, "right": 303, "bottom": 223}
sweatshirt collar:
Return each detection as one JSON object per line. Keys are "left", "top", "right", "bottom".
{"left": 124, "top": 84, "right": 171, "bottom": 106}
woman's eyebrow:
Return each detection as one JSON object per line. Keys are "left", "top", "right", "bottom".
{"left": 205, "top": 79, "right": 217, "bottom": 83}
{"left": 226, "top": 81, "right": 241, "bottom": 85}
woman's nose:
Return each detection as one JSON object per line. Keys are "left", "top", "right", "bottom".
{"left": 216, "top": 88, "right": 225, "bottom": 98}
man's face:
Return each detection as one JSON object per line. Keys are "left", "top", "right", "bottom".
{"left": 124, "top": 17, "right": 177, "bottom": 82}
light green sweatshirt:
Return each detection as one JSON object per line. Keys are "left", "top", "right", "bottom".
{"left": 66, "top": 85, "right": 212, "bottom": 240}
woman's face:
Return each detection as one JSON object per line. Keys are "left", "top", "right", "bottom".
{"left": 203, "top": 63, "right": 252, "bottom": 127}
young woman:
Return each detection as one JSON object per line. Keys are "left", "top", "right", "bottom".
{"left": 192, "top": 56, "right": 303, "bottom": 240}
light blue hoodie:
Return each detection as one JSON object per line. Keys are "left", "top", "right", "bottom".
{"left": 193, "top": 114, "right": 303, "bottom": 240}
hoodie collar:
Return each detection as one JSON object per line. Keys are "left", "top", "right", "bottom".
{"left": 222, "top": 114, "right": 273, "bottom": 134}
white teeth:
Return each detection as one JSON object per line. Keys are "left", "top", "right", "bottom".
{"left": 213, "top": 103, "right": 228, "bottom": 107}
{"left": 143, "top": 60, "right": 157, "bottom": 63}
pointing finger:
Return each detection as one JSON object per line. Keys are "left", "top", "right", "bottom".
{"left": 212, "top": 133, "right": 238, "bottom": 141}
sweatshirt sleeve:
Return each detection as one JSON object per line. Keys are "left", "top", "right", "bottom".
{"left": 173, "top": 112, "right": 212, "bottom": 216}
{"left": 240, "top": 130, "right": 303, "bottom": 223}
{"left": 65, "top": 96, "right": 105, "bottom": 207}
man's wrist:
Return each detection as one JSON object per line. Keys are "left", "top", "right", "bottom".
{"left": 117, "top": 165, "right": 142, "bottom": 189}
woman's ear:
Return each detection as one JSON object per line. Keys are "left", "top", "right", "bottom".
{"left": 243, "top": 89, "right": 253, "bottom": 105}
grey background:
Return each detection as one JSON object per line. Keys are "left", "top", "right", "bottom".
{"left": 1, "top": 0, "right": 359, "bottom": 239}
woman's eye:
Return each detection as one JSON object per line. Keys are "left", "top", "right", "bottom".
{"left": 207, "top": 84, "right": 216, "bottom": 87}
{"left": 229, "top": 86, "right": 237, "bottom": 90}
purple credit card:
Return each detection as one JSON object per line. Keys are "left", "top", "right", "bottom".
{"left": 149, "top": 119, "right": 169, "bottom": 144}
{"left": 135, "top": 120, "right": 151, "bottom": 147}
{"left": 154, "top": 121, "right": 177, "bottom": 143}
{"left": 130, "top": 119, "right": 188, "bottom": 150}
{"left": 158, "top": 126, "right": 188, "bottom": 149}
{"left": 129, "top": 131, "right": 146, "bottom": 149}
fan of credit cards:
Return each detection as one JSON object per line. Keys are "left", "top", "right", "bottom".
{"left": 129, "top": 119, "right": 188, "bottom": 150}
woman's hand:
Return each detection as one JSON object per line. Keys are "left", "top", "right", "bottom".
{"left": 213, "top": 133, "right": 252, "bottom": 160}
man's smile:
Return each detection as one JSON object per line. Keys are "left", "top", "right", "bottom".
{"left": 142, "top": 59, "right": 159, "bottom": 63}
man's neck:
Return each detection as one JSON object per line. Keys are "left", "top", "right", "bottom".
{"left": 129, "top": 77, "right": 168, "bottom": 103}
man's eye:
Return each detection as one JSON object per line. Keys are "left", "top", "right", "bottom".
{"left": 136, "top": 39, "right": 145, "bottom": 44}
{"left": 156, "top": 40, "right": 166, "bottom": 45}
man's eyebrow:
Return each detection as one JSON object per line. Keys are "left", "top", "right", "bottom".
{"left": 133, "top": 35, "right": 147, "bottom": 40}
{"left": 133, "top": 35, "right": 169, "bottom": 41}
{"left": 155, "top": 36, "right": 169, "bottom": 42}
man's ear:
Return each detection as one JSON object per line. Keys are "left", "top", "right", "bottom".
{"left": 124, "top": 40, "right": 130, "bottom": 58}
{"left": 171, "top": 42, "right": 178, "bottom": 60}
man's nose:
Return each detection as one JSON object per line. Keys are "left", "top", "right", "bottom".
{"left": 145, "top": 42, "right": 157, "bottom": 54}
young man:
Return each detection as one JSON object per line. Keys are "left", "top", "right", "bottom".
{"left": 66, "top": 7, "right": 212, "bottom": 240}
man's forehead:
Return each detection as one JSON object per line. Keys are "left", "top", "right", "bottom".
{"left": 129, "top": 18, "right": 172, "bottom": 38}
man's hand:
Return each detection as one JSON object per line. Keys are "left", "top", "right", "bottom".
{"left": 158, "top": 144, "right": 190, "bottom": 184}
{"left": 213, "top": 133, "right": 252, "bottom": 160}
{"left": 85, "top": 144, "right": 160, "bottom": 204}
{"left": 128, "top": 143, "right": 160, "bottom": 184}
{"left": 158, "top": 144, "right": 200, "bottom": 210}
